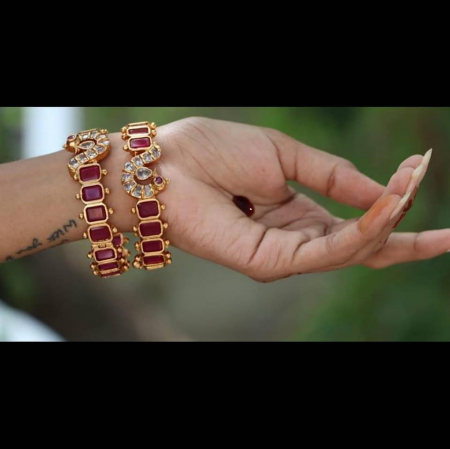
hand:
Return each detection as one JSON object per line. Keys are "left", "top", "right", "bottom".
{"left": 109, "top": 117, "right": 443, "bottom": 282}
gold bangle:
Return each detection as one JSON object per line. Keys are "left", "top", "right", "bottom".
{"left": 65, "top": 129, "right": 130, "bottom": 278}
{"left": 120, "top": 122, "right": 172, "bottom": 270}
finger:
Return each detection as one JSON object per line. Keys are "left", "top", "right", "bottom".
{"left": 364, "top": 230, "right": 450, "bottom": 269}
{"left": 266, "top": 128, "right": 384, "bottom": 210}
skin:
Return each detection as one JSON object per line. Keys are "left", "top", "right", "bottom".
{"left": 0, "top": 117, "right": 448, "bottom": 282}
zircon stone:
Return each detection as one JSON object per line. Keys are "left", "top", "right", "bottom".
{"left": 69, "top": 158, "right": 79, "bottom": 169}
{"left": 136, "top": 167, "right": 152, "bottom": 180}
{"left": 143, "top": 255, "right": 165, "bottom": 266}
{"left": 87, "top": 148, "right": 98, "bottom": 159}
{"left": 98, "top": 135, "right": 107, "bottom": 140}
{"left": 137, "top": 200, "right": 160, "bottom": 219}
{"left": 130, "top": 137, "right": 151, "bottom": 149}
{"left": 102, "top": 140, "right": 110, "bottom": 147}
{"left": 144, "top": 185, "right": 154, "bottom": 198}
{"left": 79, "top": 141, "right": 95, "bottom": 150}
{"left": 122, "top": 173, "right": 133, "bottom": 183}
{"left": 89, "top": 225, "right": 112, "bottom": 242}
{"left": 124, "top": 181, "right": 136, "bottom": 193}
{"left": 82, "top": 134, "right": 89, "bottom": 140}
{"left": 90, "top": 131, "right": 99, "bottom": 139}
{"left": 152, "top": 147, "right": 161, "bottom": 159}
{"left": 124, "top": 162, "right": 135, "bottom": 172}
{"left": 141, "top": 151, "right": 153, "bottom": 163}
{"left": 132, "top": 185, "right": 143, "bottom": 198}
{"left": 94, "top": 248, "right": 116, "bottom": 262}
{"left": 86, "top": 205, "right": 107, "bottom": 223}
{"left": 77, "top": 153, "right": 88, "bottom": 164}
{"left": 95, "top": 145, "right": 106, "bottom": 154}
{"left": 132, "top": 156, "right": 144, "bottom": 167}
{"left": 79, "top": 165, "right": 101, "bottom": 182}
{"left": 81, "top": 184, "right": 103, "bottom": 202}
{"left": 140, "top": 221, "right": 162, "bottom": 237}
{"left": 142, "top": 239, "right": 163, "bottom": 253}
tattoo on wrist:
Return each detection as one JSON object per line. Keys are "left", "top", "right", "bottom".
{"left": 47, "top": 219, "right": 77, "bottom": 243}
{"left": 16, "top": 238, "right": 43, "bottom": 254}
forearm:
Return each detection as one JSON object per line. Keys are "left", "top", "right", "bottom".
{"left": 0, "top": 132, "right": 135, "bottom": 262}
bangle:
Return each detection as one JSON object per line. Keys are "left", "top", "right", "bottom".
{"left": 65, "top": 129, "right": 130, "bottom": 278}
{"left": 120, "top": 121, "right": 172, "bottom": 270}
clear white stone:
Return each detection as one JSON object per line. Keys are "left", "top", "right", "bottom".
{"left": 87, "top": 148, "right": 98, "bottom": 159}
{"left": 98, "top": 135, "right": 107, "bottom": 141}
{"left": 102, "top": 140, "right": 110, "bottom": 147}
{"left": 152, "top": 147, "right": 161, "bottom": 159}
{"left": 69, "top": 158, "right": 79, "bottom": 169}
{"left": 132, "top": 185, "right": 143, "bottom": 198}
{"left": 124, "top": 181, "right": 136, "bottom": 193}
{"left": 95, "top": 145, "right": 106, "bottom": 154}
{"left": 79, "top": 141, "right": 95, "bottom": 150}
{"left": 124, "top": 162, "right": 135, "bottom": 172}
{"left": 136, "top": 167, "right": 152, "bottom": 180}
{"left": 132, "top": 157, "right": 144, "bottom": 167}
{"left": 144, "top": 185, "right": 154, "bottom": 198}
{"left": 82, "top": 134, "right": 89, "bottom": 140}
{"left": 77, "top": 153, "right": 88, "bottom": 163}
{"left": 141, "top": 151, "right": 153, "bottom": 163}
{"left": 122, "top": 173, "right": 133, "bottom": 183}
{"left": 91, "top": 131, "right": 99, "bottom": 139}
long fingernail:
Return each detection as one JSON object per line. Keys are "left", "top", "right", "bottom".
{"left": 417, "top": 148, "right": 433, "bottom": 184}
{"left": 406, "top": 148, "right": 433, "bottom": 194}
{"left": 390, "top": 191, "right": 412, "bottom": 220}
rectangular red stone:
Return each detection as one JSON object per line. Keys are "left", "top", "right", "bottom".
{"left": 142, "top": 239, "right": 163, "bottom": 253}
{"left": 89, "top": 225, "right": 112, "bottom": 242}
{"left": 143, "top": 255, "right": 165, "bottom": 266}
{"left": 79, "top": 165, "right": 101, "bottom": 182}
{"left": 85, "top": 205, "right": 107, "bottom": 223}
{"left": 139, "top": 221, "right": 162, "bottom": 237}
{"left": 81, "top": 184, "right": 103, "bottom": 202}
{"left": 137, "top": 200, "right": 160, "bottom": 219}
{"left": 130, "top": 137, "right": 151, "bottom": 149}
{"left": 94, "top": 248, "right": 116, "bottom": 262}
{"left": 129, "top": 127, "right": 149, "bottom": 135}
{"left": 98, "top": 261, "right": 119, "bottom": 272}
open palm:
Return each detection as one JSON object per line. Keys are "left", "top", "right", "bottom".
{"left": 151, "top": 117, "right": 443, "bottom": 282}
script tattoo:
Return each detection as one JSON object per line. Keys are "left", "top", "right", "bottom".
{"left": 16, "top": 238, "right": 43, "bottom": 254}
{"left": 47, "top": 219, "right": 77, "bottom": 243}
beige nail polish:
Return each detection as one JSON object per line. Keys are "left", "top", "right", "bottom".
{"left": 390, "top": 191, "right": 412, "bottom": 220}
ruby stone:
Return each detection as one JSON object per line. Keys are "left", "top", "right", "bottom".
{"left": 143, "top": 255, "right": 165, "bottom": 266}
{"left": 79, "top": 165, "right": 101, "bottom": 182}
{"left": 129, "top": 127, "right": 149, "bottom": 135}
{"left": 81, "top": 184, "right": 103, "bottom": 202}
{"left": 139, "top": 221, "right": 162, "bottom": 237}
{"left": 137, "top": 200, "right": 159, "bottom": 219}
{"left": 142, "top": 239, "right": 163, "bottom": 253}
{"left": 98, "top": 261, "right": 119, "bottom": 272}
{"left": 89, "top": 225, "right": 112, "bottom": 242}
{"left": 86, "top": 205, "right": 107, "bottom": 223}
{"left": 95, "top": 248, "right": 116, "bottom": 262}
{"left": 130, "top": 137, "right": 151, "bottom": 149}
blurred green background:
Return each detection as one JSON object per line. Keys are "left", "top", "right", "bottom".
{"left": 1, "top": 107, "right": 449, "bottom": 341}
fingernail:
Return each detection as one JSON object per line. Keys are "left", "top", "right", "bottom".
{"left": 406, "top": 149, "right": 433, "bottom": 194}
{"left": 417, "top": 148, "right": 433, "bottom": 184}
{"left": 390, "top": 191, "right": 412, "bottom": 220}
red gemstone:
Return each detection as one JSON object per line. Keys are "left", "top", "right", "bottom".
{"left": 94, "top": 248, "right": 116, "bottom": 262}
{"left": 85, "top": 205, "right": 107, "bottom": 223}
{"left": 142, "top": 239, "right": 163, "bottom": 253}
{"left": 137, "top": 200, "right": 160, "bottom": 219}
{"left": 130, "top": 137, "right": 151, "bottom": 149}
{"left": 143, "top": 255, "right": 165, "bottom": 266}
{"left": 79, "top": 165, "right": 101, "bottom": 182}
{"left": 129, "top": 127, "right": 149, "bottom": 135}
{"left": 89, "top": 225, "right": 112, "bottom": 242}
{"left": 98, "top": 261, "right": 119, "bottom": 272}
{"left": 139, "top": 221, "right": 162, "bottom": 237}
{"left": 81, "top": 184, "right": 103, "bottom": 202}
{"left": 155, "top": 177, "right": 163, "bottom": 185}
{"left": 100, "top": 269, "right": 121, "bottom": 278}
{"left": 67, "top": 135, "right": 75, "bottom": 140}
{"left": 112, "top": 235, "right": 122, "bottom": 248}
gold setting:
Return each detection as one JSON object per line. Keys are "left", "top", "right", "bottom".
{"left": 121, "top": 122, "right": 171, "bottom": 270}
